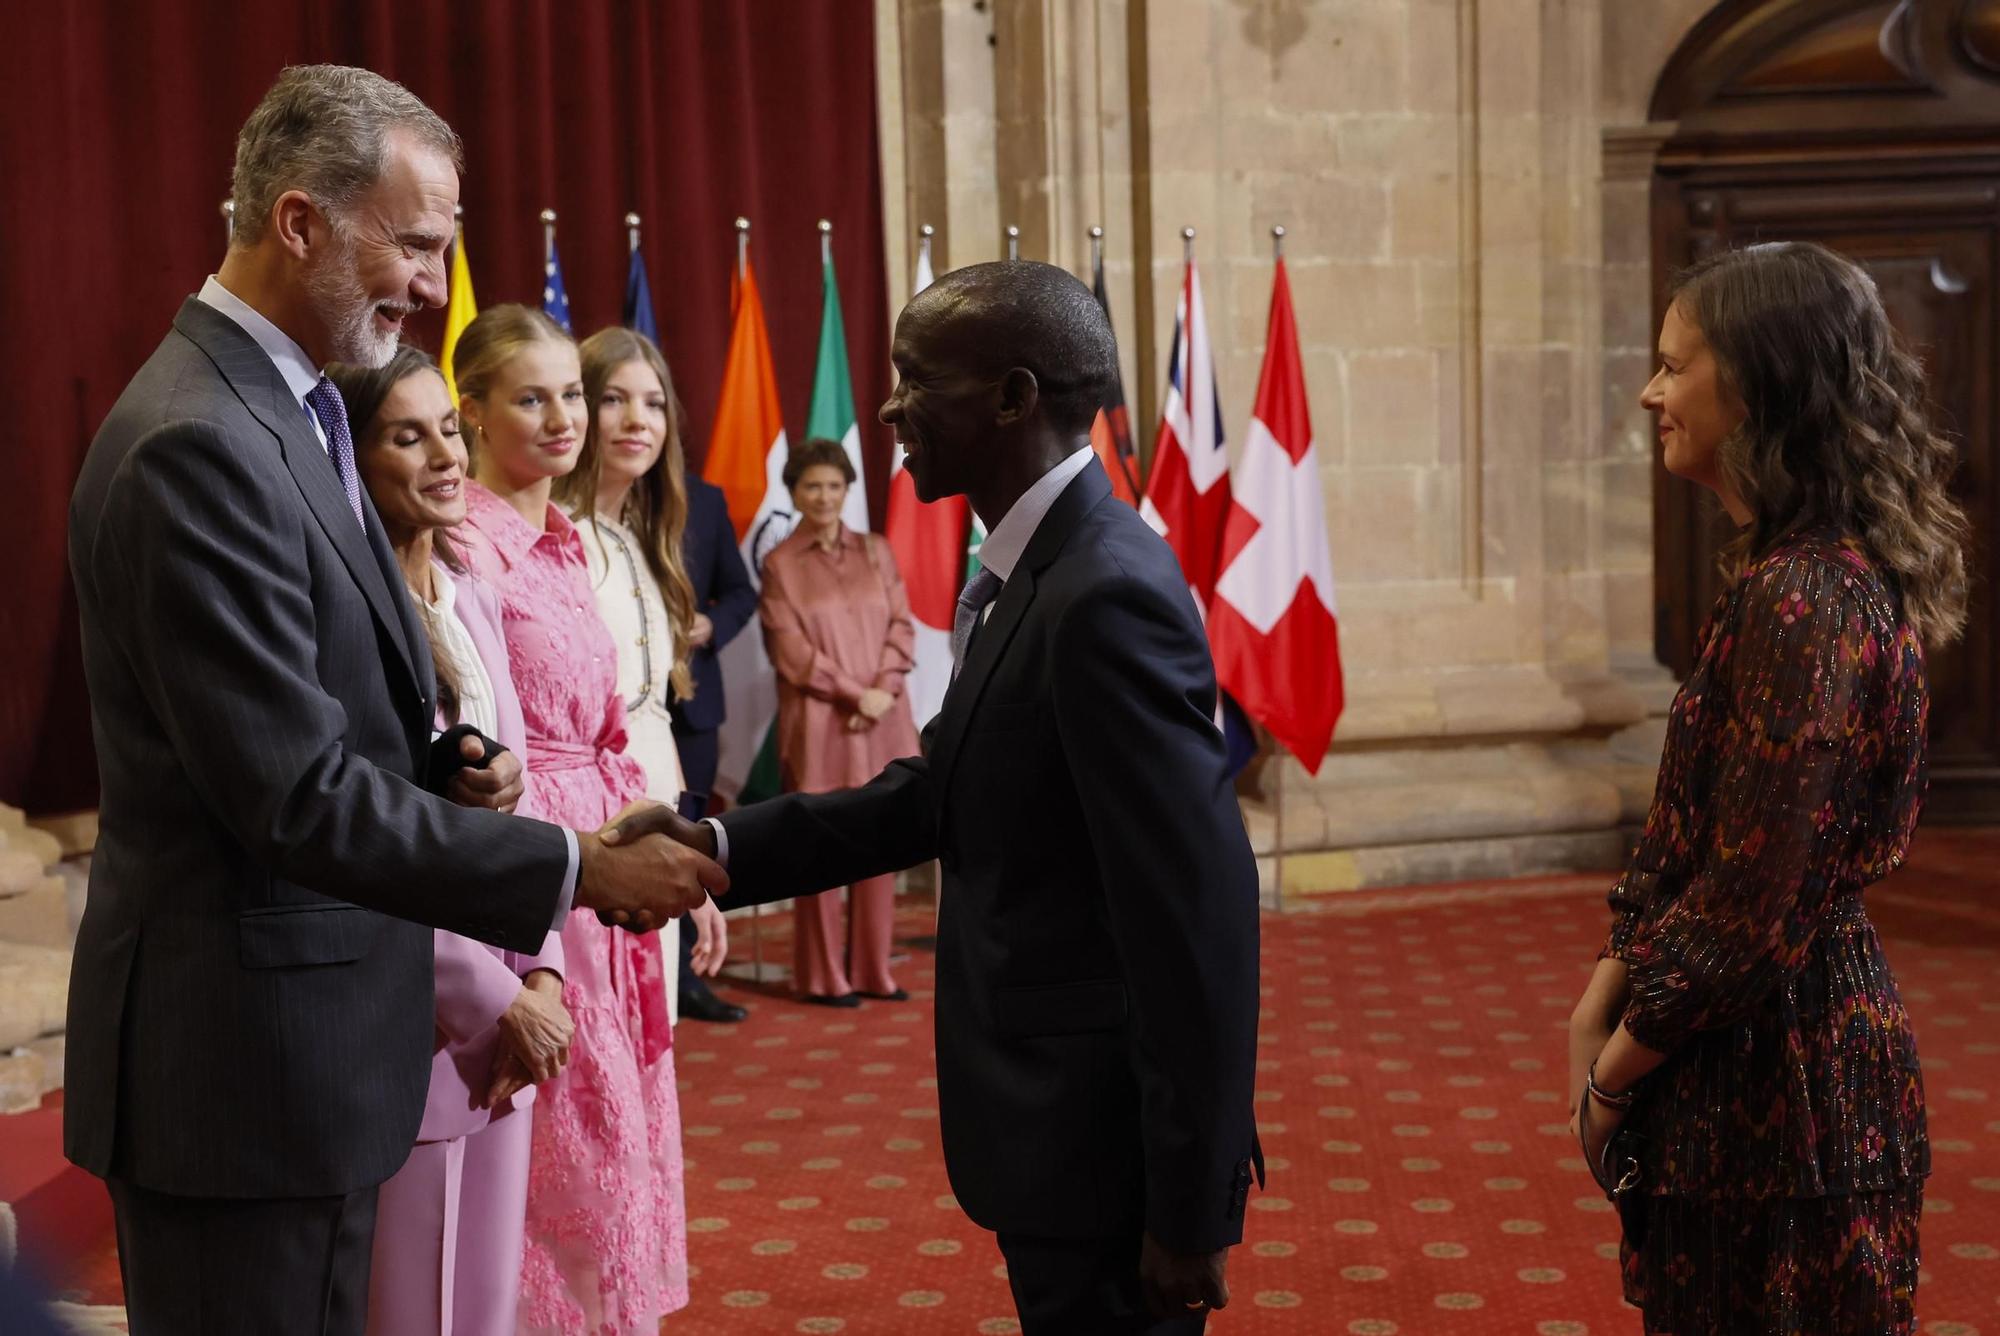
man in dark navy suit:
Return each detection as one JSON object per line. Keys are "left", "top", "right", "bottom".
{"left": 612, "top": 261, "right": 1261, "bottom": 1333}
{"left": 670, "top": 469, "right": 758, "bottom": 1021}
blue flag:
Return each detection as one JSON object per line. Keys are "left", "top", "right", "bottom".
{"left": 623, "top": 247, "right": 658, "bottom": 343}
{"left": 542, "top": 238, "right": 572, "bottom": 333}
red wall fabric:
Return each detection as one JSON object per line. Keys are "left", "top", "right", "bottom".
{"left": 0, "top": 0, "right": 892, "bottom": 813}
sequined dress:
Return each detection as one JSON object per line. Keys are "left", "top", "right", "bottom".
{"left": 1601, "top": 532, "right": 1930, "bottom": 1334}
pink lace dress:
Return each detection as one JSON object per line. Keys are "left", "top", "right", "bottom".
{"left": 458, "top": 482, "right": 688, "bottom": 1333}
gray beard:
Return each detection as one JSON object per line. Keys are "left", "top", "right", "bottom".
{"left": 306, "top": 235, "right": 400, "bottom": 369}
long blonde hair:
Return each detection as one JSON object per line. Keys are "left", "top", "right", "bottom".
{"left": 1673, "top": 242, "right": 1970, "bottom": 646}
{"left": 557, "top": 326, "right": 698, "bottom": 701}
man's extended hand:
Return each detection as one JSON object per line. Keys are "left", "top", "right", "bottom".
{"left": 1138, "top": 1233, "right": 1230, "bottom": 1319}
{"left": 574, "top": 808, "right": 725, "bottom": 933}
{"left": 600, "top": 800, "right": 718, "bottom": 860}
{"left": 446, "top": 735, "right": 525, "bottom": 814}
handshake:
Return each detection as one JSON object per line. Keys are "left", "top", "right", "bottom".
{"left": 572, "top": 801, "right": 723, "bottom": 934}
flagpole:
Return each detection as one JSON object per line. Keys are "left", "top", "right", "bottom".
{"left": 540, "top": 207, "right": 557, "bottom": 265}
{"left": 918, "top": 222, "right": 934, "bottom": 277}
{"left": 1270, "top": 221, "right": 1288, "bottom": 914}
{"left": 1089, "top": 223, "right": 1103, "bottom": 273}
{"left": 738, "top": 212, "right": 764, "bottom": 983}
{"left": 818, "top": 217, "right": 833, "bottom": 268}
{"left": 1005, "top": 225, "right": 1019, "bottom": 262}
{"left": 625, "top": 211, "right": 641, "bottom": 256}
{"left": 1183, "top": 225, "right": 1195, "bottom": 264}
{"left": 221, "top": 198, "right": 235, "bottom": 247}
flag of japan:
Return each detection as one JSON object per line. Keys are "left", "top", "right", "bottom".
{"left": 1210, "top": 256, "right": 1343, "bottom": 773}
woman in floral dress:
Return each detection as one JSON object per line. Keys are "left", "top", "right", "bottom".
{"left": 451, "top": 304, "right": 688, "bottom": 1333}
{"left": 1568, "top": 242, "right": 1969, "bottom": 1334}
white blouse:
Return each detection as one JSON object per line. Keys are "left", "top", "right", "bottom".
{"left": 424, "top": 565, "right": 499, "bottom": 738}
{"left": 579, "top": 512, "right": 685, "bottom": 804}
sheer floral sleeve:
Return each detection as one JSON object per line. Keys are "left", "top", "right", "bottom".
{"left": 1619, "top": 552, "right": 1870, "bottom": 1054}
{"left": 1600, "top": 870, "right": 1650, "bottom": 962}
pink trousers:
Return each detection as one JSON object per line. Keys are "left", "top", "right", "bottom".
{"left": 365, "top": 1106, "right": 533, "bottom": 1336}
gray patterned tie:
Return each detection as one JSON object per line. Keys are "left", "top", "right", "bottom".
{"left": 304, "top": 377, "right": 367, "bottom": 532}
{"left": 950, "top": 567, "right": 1003, "bottom": 679}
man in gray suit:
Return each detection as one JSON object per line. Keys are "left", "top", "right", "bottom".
{"left": 65, "top": 65, "right": 718, "bottom": 1334}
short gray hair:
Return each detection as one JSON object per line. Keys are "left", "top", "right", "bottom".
{"left": 230, "top": 65, "right": 462, "bottom": 247}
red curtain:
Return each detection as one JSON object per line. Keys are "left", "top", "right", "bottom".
{"left": 0, "top": 0, "right": 892, "bottom": 814}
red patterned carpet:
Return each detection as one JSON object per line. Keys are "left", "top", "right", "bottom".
{"left": 9, "top": 830, "right": 1998, "bottom": 1334}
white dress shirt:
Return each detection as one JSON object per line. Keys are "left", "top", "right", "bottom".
{"left": 972, "top": 445, "right": 1094, "bottom": 585}
{"left": 196, "top": 275, "right": 330, "bottom": 453}
{"left": 423, "top": 567, "right": 501, "bottom": 739}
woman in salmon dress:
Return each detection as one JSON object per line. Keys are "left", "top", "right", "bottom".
{"left": 757, "top": 436, "right": 920, "bottom": 1005}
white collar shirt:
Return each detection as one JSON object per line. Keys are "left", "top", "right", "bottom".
{"left": 973, "top": 446, "right": 1094, "bottom": 588}
{"left": 196, "top": 274, "right": 329, "bottom": 453}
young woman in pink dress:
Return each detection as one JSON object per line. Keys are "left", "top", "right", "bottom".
{"left": 449, "top": 304, "right": 688, "bottom": 1333}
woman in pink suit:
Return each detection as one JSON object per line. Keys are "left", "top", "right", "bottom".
{"left": 330, "top": 347, "right": 573, "bottom": 1336}
{"left": 760, "top": 437, "right": 921, "bottom": 1005}
{"left": 451, "top": 305, "right": 688, "bottom": 1334}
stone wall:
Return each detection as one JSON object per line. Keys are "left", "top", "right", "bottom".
{"left": 876, "top": 1, "right": 1731, "bottom": 896}
{"left": 0, "top": 804, "right": 79, "bottom": 1112}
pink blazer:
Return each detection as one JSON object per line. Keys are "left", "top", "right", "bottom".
{"left": 418, "top": 567, "right": 565, "bottom": 1143}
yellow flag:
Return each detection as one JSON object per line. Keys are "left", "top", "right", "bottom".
{"left": 441, "top": 227, "right": 477, "bottom": 403}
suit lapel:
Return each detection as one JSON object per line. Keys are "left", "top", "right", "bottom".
{"left": 172, "top": 300, "right": 424, "bottom": 696}
{"left": 929, "top": 462, "right": 1112, "bottom": 806}
{"left": 929, "top": 564, "right": 1035, "bottom": 803}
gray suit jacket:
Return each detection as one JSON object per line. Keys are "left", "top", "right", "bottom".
{"left": 65, "top": 297, "right": 570, "bottom": 1198}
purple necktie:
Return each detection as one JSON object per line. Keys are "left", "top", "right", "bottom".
{"left": 304, "top": 377, "right": 367, "bottom": 532}
{"left": 950, "top": 566, "right": 1003, "bottom": 679}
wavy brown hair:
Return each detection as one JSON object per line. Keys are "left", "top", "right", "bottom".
{"left": 1672, "top": 241, "right": 1970, "bottom": 646}
{"left": 556, "top": 326, "right": 697, "bottom": 702}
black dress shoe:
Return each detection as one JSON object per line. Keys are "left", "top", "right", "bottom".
{"left": 680, "top": 990, "right": 748, "bottom": 1024}
{"left": 855, "top": 988, "right": 909, "bottom": 1002}
{"left": 803, "top": 991, "right": 862, "bottom": 1008}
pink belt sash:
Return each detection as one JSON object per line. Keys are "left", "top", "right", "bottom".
{"left": 529, "top": 734, "right": 671, "bottom": 1064}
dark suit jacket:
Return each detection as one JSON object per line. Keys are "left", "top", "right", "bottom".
{"left": 65, "top": 298, "right": 569, "bottom": 1199}
{"left": 671, "top": 472, "right": 756, "bottom": 734}
{"left": 719, "top": 462, "right": 1261, "bottom": 1251}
